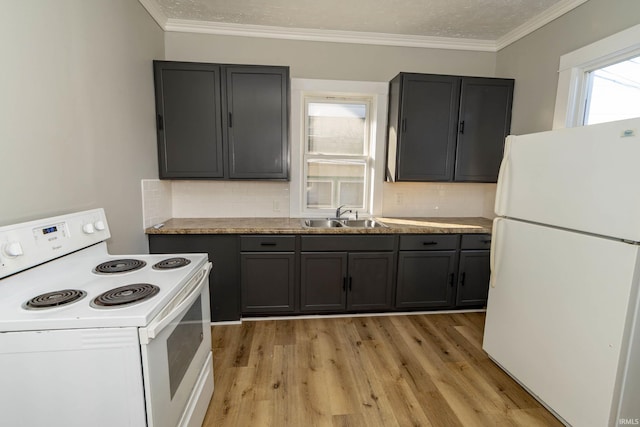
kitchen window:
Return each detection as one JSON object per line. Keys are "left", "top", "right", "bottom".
{"left": 289, "top": 79, "right": 388, "bottom": 218}
{"left": 303, "top": 98, "right": 371, "bottom": 213}
{"left": 583, "top": 55, "right": 640, "bottom": 125}
{"left": 553, "top": 24, "right": 640, "bottom": 128}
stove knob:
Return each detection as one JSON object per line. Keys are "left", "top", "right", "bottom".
{"left": 94, "top": 220, "right": 106, "bottom": 231}
{"left": 82, "top": 223, "right": 95, "bottom": 234}
{"left": 4, "top": 242, "right": 24, "bottom": 258}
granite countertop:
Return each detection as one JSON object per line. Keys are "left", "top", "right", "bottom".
{"left": 145, "top": 217, "right": 493, "bottom": 235}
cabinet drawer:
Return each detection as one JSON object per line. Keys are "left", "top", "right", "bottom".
{"left": 399, "top": 235, "right": 459, "bottom": 251}
{"left": 460, "top": 234, "right": 492, "bottom": 250}
{"left": 240, "top": 236, "right": 295, "bottom": 252}
{"left": 301, "top": 235, "right": 395, "bottom": 252}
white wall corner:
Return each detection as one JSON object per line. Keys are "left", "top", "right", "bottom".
{"left": 495, "top": 0, "right": 589, "bottom": 51}
{"left": 137, "top": 0, "right": 169, "bottom": 30}
{"left": 483, "top": 184, "right": 498, "bottom": 219}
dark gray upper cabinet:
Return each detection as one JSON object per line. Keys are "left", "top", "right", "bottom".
{"left": 455, "top": 78, "right": 514, "bottom": 182}
{"left": 224, "top": 66, "right": 289, "bottom": 179}
{"left": 386, "top": 73, "right": 513, "bottom": 183}
{"left": 387, "top": 73, "right": 460, "bottom": 181}
{"left": 153, "top": 61, "right": 290, "bottom": 180}
{"left": 153, "top": 61, "right": 224, "bottom": 179}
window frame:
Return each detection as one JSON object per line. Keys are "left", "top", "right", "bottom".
{"left": 553, "top": 24, "right": 640, "bottom": 129}
{"left": 302, "top": 96, "right": 372, "bottom": 216}
{"left": 289, "top": 79, "right": 388, "bottom": 219}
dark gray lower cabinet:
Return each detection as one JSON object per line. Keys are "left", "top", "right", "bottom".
{"left": 148, "top": 232, "right": 490, "bottom": 320}
{"left": 240, "top": 235, "right": 296, "bottom": 314}
{"left": 456, "top": 251, "right": 490, "bottom": 306}
{"left": 300, "top": 252, "right": 347, "bottom": 312}
{"left": 300, "top": 252, "right": 394, "bottom": 313}
{"left": 299, "top": 235, "right": 396, "bottom": 314}
{"left": 148, "top": 234, "right": 240, "bottom": 322}
{"left": 456, "top": 234, "right": 492, "bottom": 307}
{"left": 241, "top": 253, "right": 295, "bottom": 313}
{"left": 396, "top": 251, "right": 458, "bottom": 309}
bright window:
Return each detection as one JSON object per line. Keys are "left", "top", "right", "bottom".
{"left": 583, "top": 55, "right": 640, "bottom": 125}
{"left": 553, "top": 24, "right": 640, "bottom": 129}
{"left": 303, "top": 98, "right": 371, "bottom": 214}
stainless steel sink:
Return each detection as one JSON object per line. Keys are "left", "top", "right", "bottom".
{"left": 301, "top": 218, "right": 387, "bottom": 229}
{"left": 340, "top": 219, "right": 387, "bottom": 228}
{"left": 302, "top": 219, "right": 344, "bottom": 228}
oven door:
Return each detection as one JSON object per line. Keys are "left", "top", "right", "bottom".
{"left": 139, "top": 262, "right": 213, "bottom": 427}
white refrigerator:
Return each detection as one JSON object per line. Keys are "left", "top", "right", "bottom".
{"left": 483, "top": 117, "right": 640, "bottom": 427}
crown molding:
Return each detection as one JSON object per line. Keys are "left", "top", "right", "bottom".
{"left": 163, "top": 19, "right": 497, "bottom": 52}
{"left": 137, "top": 0, "right": 168, "bottom": 29}
{"left": 495, "top": 0, "right": 589, "bottom": 51}
{"left": 138, "top": 0, "right": 587, "bottom": 52}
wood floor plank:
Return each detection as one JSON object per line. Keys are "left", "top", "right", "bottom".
{"left": 203, "top": 313, "right": 562, "bottom": 427}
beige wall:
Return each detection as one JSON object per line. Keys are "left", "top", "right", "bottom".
{"left": 0, "top": 0, "right": 164, "bottom": 253}
{"left": 165, "top": 32, "right": 497, "bottom": 80}
{"left": 496, "top": 0, "right": 640, "bottom": 135}
{"left": 162, "top": 33, "right": 498, "bottom": 219}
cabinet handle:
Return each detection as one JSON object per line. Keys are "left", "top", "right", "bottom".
{"left": 481, "top": 239, "right": 492, "bottom": 244}
{"left": 459, "top": 121, "right": 465, "bottom": 134}
{"left": 228, "top": 112, "right": 233, "bottom": 128}
{"left": 402, "top": 118, "right": 407, "bottom": 133}
{"left": 460, "top": 272, "right": 466, "bottom": 286}
{"left": 157, "top": 114, "right": 164, "bottom": 131}
{"left": 422, "top": 241, "right": 438, "bottom": 246}
{"left": 348, "top": 277, "right": 353, "bottom": 291}
{"left": 259, "top": 242, "right": 277, "bottom": 247}
{"left": 449, "top": 273, "right": 455, "bottom": 286}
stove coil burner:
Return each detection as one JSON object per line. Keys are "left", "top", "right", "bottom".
{"left": 152, "top": 257, "right": 191, "bottom": 270}
{"left": 92, "top": 283, "right": 160, "bottom": 308}
{"left": 24, "top": 289, "right": 87, "bottom": 310}
{"left": 94, "top": 259, "right": 146, "bottom": 274}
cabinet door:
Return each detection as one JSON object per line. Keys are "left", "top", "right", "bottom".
{"left": 347, "top": 253, "right": 394, "bottom": 311}
{"left": 241, "top": 252, "right": 295, "bottom": 313}
{"left": 224, "top": 66, "right": 289, "bottom": 179}
{"left": 300, "top": 252, "right": 347, "bottom": 312}
{"left": 455, "top": 78, "right": 514, "bottom": 182}
{"left": 396, "top": 251, "right": 457, "bottom": 309}
{"left": 456, "top": 251, "right": 490, "bottom": 307}
{"left": 153, "top": 61, "right": 224, "bottom": 179}
{"left": 395, "top": 74, "right": 460, "bottom": 181}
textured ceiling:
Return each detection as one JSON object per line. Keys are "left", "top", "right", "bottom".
{"left": 152, "top": 0, "right": 566, "bottom": 40}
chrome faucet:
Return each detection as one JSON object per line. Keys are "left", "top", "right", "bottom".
{"left": 335, "top": 205, "right": 352, "bottom": 219}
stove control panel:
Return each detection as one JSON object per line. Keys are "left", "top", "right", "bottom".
{"left": 0, "top": 209, "right": 110, "bottom": 279}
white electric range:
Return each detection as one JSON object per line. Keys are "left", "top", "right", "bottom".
{"left": 0, "top": 209, "right": 214, "bottom": 427}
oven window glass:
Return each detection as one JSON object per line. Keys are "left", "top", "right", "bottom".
{"left": 167, "top": 295, "right": 203, "bottom": 398}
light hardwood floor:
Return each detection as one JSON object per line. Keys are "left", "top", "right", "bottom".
{"left": 203, "top": 313, "right": 561, "bottom": 426}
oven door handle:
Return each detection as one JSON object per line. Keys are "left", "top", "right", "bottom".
{"left": 139, "top": 262, "right": 212, "bottom": 345}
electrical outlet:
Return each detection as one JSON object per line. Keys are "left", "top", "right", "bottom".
{"left": 273, "top": 201, "right": 280, "bottom": 212}
{"left": 396, "top": 193, "right": 404, "bottom": 205}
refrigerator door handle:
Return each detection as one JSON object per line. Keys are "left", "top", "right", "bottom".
{"left": 494, "top": 136, "right": 513, "bottom": 216}
{"left": 490, "top": 217, "right": 503, "bottom": 288}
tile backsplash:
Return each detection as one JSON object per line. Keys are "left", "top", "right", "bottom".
{"left": 141, "top": 179, "right": 495, "bottom": 228}
{"left": 171, "top": 181, "right": 290, "bottom": 218}
{"left": 141, "top": 179, "right": 172, "bottom": 228}
{"left": 381, "top": 182, "right": 497, "bottom": 218}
